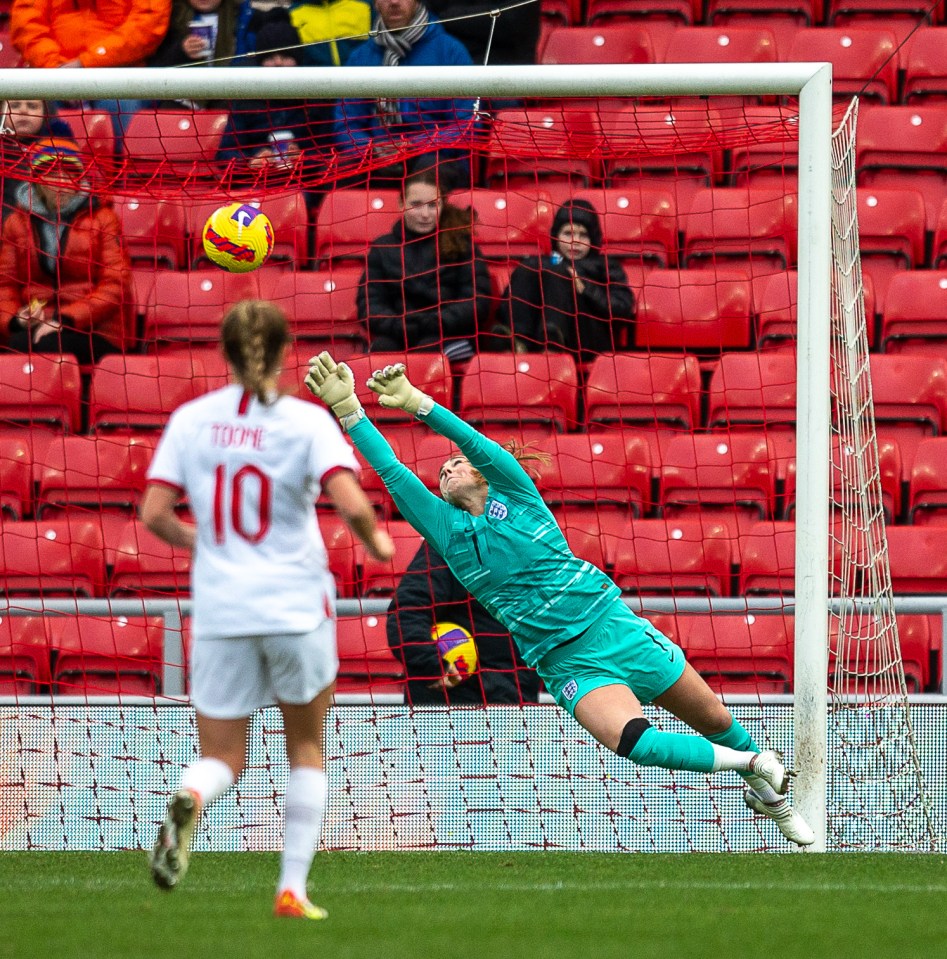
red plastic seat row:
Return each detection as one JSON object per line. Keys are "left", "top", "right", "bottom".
{"left": 0, "top": 614, "right": 166, "bottom": 696}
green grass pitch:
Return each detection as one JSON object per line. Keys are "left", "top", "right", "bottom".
{"left": 3, "top": 851, "right": 946, "bottom": 959}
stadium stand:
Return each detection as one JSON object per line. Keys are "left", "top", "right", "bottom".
{"left": 335, "top": 615, "right": 405, "bottom": 694}
{"left": 0, "top": 353, "right": 82, "bottom": 433}
{"left": 0, "top": 616, "right": 50, "bottom": 695}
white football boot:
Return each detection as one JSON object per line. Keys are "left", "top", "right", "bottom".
{"left": 150, "top": 789, "right": 199, "bottom": 890}
{"left": 747, "top": 748, "right": 793, "bottom": 796}
{"left": 744, "top": 790, "right": 816, "bottom": 847}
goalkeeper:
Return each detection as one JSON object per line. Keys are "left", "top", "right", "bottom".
{"left": 305, "top": 354, "right": 815, "bottom": 847}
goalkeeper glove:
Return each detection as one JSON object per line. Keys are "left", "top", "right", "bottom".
{"left": 304, "top": 352, "right": 363, "bottom": 425}
{"left": 367, "top": 363, "right": 434, "bottom": 416}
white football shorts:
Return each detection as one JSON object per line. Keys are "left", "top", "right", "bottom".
{"left": 190, "top": 620, "right": 339, "bottom": 719}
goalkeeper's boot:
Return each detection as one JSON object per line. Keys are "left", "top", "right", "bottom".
{"left": 274, "top": 889, "right": 329, "bottom": 920}
{"left": 150, "top": 789, "right": 200, "bottom": 890}
{"left": 747, "top": 749, "right": 793, "bottom": 796}
{"left": 744, "top": 790, "right": 816, "bottom": 847}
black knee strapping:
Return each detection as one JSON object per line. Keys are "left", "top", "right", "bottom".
{"left": 616, "top": 717, "right": 652, "bottom": 758}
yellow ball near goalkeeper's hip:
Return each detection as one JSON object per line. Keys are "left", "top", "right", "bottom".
{"left": 432, "top": 622, "right": 478, "bottom": 677}
{"left": 202, "top": 202, "right": 274, "bottom": 273}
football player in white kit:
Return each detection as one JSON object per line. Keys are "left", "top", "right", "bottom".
{"left": 142, "top": 301, "right": 395, "bottom": 919}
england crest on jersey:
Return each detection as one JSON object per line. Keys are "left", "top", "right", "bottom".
{"left": 487, "top": 499, "right": 508, "bottom": 520}
{"left": 562, "top": 679, "right": 579, "bottom": 701}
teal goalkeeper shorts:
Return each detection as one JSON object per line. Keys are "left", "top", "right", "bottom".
{"left": 536, "top": 604, "right": 686, "bottom": 716}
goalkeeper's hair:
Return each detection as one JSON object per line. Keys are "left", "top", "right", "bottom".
{"left": 221, "top": 299, "right": 291, "bottom": 404}
{"left": 402, "top": 167, "right": 474, "bottom": 263}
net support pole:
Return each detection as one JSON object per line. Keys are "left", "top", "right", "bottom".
{"left": 794, "top": 64, "right": 833, "bottom": 853}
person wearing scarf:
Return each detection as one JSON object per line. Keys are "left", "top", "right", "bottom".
{"left": 333, "top": 0, "right": 476, "bottom": 190}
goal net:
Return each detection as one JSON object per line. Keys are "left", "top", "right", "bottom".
{"left": 0, "top": 62, "right": 941, "bottom": 854}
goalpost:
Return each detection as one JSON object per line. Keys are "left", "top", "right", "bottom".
{"left": 0, "top": 61, "right": 939, "bottom": 854}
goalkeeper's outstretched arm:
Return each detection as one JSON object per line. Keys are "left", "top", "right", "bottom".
{"left": 304, "top": 353, "right": 457, "bottom": 549}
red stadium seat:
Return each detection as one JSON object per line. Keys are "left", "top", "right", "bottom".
{"left": 584, "top": 352, "right": 702, "bottom": 431}
{"left": 534, "top": 432, "right": 653, "bottom": 518}
{"left": 541, "top": 0, "right": 581, "bottom": 25}
{"left": 34, "top": 434, "right": 157, "bottom": 549}
{"left": 881, "top": 270, "right": 947, "bottom": 354}
{"left": 663, "top": 25, "right": 779, "bottom": 65}
{"left": 784, "top": 437, "right": 902, "bottom": 523}
{"left": 314, "top": 187, "right": 401, "bottom": 265}
{"left": 737, "top": 520, "right": 798, "bottom": 595}
{"left": 599, "top": 104, "right": 726, "bottom": 213}
{"left": 857, "top": 189, "right": 927, "bottom": 313}
{"left": 869, "top": 354, "right": 947, "bottom": 475}
{"left": 635, "top": 270, "right": 753, "bottom": 351}
{"left": 331, "top": 352, "right": 453, "bottom": 420}
{"left": 0, "top": 519, "right": 106, "bottom": 598}
{"left": 49, "top": 615, "right": 164, "bottom": 696}
{"left": 0, "top": 434, "right": 32, "bottom": 520}
{"left": 318, "top": 514, "right": 360, "bottom": 597}
{"left": 682, "top": 187, "right": 797, "bottom": 273}
{"left": 109, "top": 520, "right": 192, "bottom": 598}
{"left": 827, "top": 0, "right": 935, "bottom": 26}
{"left": 554, "top": 508, "right": 630, "bottom": 571}
{"left": 857, "top": 105, "right": 947, "bottom": 232}
{"left": 540, "top": 24, "right": 657, "bottom": 64}
{"left": 142, "top": 268, "right": 284, "bottom": 344}
{"left": 0, "top": 353, "right": 82, "bottom": 433}
{"left": 55, "top": 108, "right": 117, "bottom": 172}
{"left": 706, "top": 0, "right": 820, "bottom": 29}
{"left": 907, "top": 437, "right": 947, "bottom": 525}
{"left": 357, "top": 520, "right": 423, "bottom": 598}
{"left": 585, "top": 0, "right": 699, "bottom": 24}
{"left": 115, "top": 196, "right": 188, "bottom": 269}
{"left": 572, "top": 187, "right": 677, "bottom": 268}
{"left": 88, "top": 354, "right": 211, "bottom": 434}
{"left": 0, "top": 616, "right": 51, "bottom": 694}
{"left": 829, "top": 613, "right": 931, "bottom": 694}
{"left": 459, "top": 353, "right": 579, "bottom": 434}
{"left": 608, "top": 517, "right": 735, "bottom": 596}
{"left": 886, "top": 525, "right": 947, "bottom": 593}
{"left": 755, "top": 269, "right": 876, "bottom": 350}
{"left": 726, "top": 105, "right": 800, "bottom": 191}
{"left": 706, "top": 351, "right": 796, "bottom": 430}
{"left": 335, "top": 614, "right": 405, "bottom": 694}
{"left": 123, "top": 109, "right": 229, "bottom": 173}
{"left": 788, "top": 28, "right": 899, "bottom": 104}
{"left": 187, "top": 193, "right": 309, "bottom": 266}
{"left": 903, "top": 28, "right": 947, "bottom": 105}
{"left": 449, "top": 188, "right": 555, "bottom": 260}
{"left": 660, "top": 433, "right": 777, "bottom": 522}
{"left": 485, "top": 106, "right": 602, "bottom": 203}
{"left": 931, "top": 201, "right": 947, "bottom": 268}
{"left": 678, "top": 612, "right": 794, "bottom": 693}
{"left": 271, "top": 268, "right": 366, "bottom": 352}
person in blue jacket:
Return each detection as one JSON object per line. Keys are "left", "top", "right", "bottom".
{"left": 334, "top": 0, "right": 476, "bottom": 190}
{"left": 303, "top": 351, "right": 818, "bottom": 848}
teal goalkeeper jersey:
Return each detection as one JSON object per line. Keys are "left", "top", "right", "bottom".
{"left": 348, "top": 404, "right": 623, "bottom": 667}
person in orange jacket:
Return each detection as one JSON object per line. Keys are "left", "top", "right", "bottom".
{"left": 11, "top": 0, "right": 171, "bottom": 68}
{"left": 0, "top": 138, "right": 133, "bottom": 364}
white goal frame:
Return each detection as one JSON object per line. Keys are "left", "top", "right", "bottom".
{"left": 0, "top": 62, "right": 834, "bottom": 850}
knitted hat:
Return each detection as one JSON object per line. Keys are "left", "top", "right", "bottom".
{"left": 551, "top": 199, "right": 603, "bottom": 250}
{"left": 28, "top": 137, "right": 85, "bottom": 181}
{"left": 256, "top": 16, "right": 302, "bottom": 62}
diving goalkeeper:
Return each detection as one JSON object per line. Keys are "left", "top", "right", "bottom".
{"left": 304, "top": 353, "right": 815, "bottom": 847}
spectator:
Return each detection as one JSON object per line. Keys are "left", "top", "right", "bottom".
{"left": 388, "top": 540, "right": 540, "bottom": 705}
{"left": 10, "top": 0, "right": 171, "bottom": 134}
{"left": 11, "top": 0, "right": 170, "bottom": 68}
{"left": 357, "top": 167, "right": 491, "bottom": 363}
{"left": 0, "top": 138, "right": 132, "bottom": 364}
{"left": 149, "top": 0, "right": 239, "bottom": 68}
{"left": 233, "top": 0, "right": 292, "bottom": 63}
{"left": 495, "top": 199, "right": 634, "bottom": 362}
{"left": 216, "top": 13, "right": 335, "bottom": 190}
{"left": 334, "top": 0, "right": 477, "bottom": 191}
{"left": 1, "top": 100, "right": 73, "bottom": 220}
{"left": 426, "top": 0, "right": 539, "bottom": 67}
{"left": 289, "top": 0, "right": 371, "bottom": 67}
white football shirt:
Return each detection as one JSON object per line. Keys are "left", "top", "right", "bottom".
{"left": 147, "top": 385, "right": 358, "bottom": 641}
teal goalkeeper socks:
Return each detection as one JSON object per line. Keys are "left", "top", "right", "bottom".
{"left": 628, "top": 727, "right": 717, "bottom": 773}
{"left": 705, "top": 718, "right": 759, "bottom": 753}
